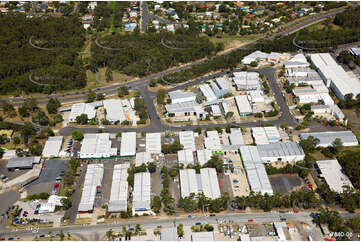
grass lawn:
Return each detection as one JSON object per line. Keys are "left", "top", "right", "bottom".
{"left": 343, "top": 109, "right": 360, "bottom": 140}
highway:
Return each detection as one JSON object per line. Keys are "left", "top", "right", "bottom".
{"left": 0, "top": 211, "right": 357, "bottom": 239}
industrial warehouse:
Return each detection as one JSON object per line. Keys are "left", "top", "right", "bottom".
{"left": 299, "top": 131, "right": 359, "bottom": 147}
{"left": 179, "top": 168, "right": 221, "bottom": 199}
{"left": 108, "top": 163, "right": 130, "bottom": 213}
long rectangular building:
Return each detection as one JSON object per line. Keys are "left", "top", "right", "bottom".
{"left": 234, "top": 95, "right": 252, "bottom": 116}
{"left": 204, "top": 131, "right": 222, "bottom": 150}
{"left": 316, "top": 159, "right": 354, "bottom": 193}
{"left": 200, "top": 168, "right": 221, "bottom": 199}
{"left": 257, "top": 142, "right": 305, "bottom": 163}
{"left": 239, "top": 146, "right": 273, "bottom": 195}
{"left": 78, "top": 164, "right": 104, "bottom": 212}
{"left": 179, "top": 131, "right": 196, "bottom": 151}
{"left": 135, "top": 152, "right": 153, "bottom": 166}
{"left": 132, "top": 172, "right": 151, "bottom": 214}
{"left": 179, "top": 169, "right": 198, "bottom": 198}
{"left": 120, "top": 132, "right": 136, "bottom": 157}
{"left": 69, "top": 103, "right": 96, "bottom": 122}
{"left": 146, "top": 133, "right": 162, "bottom": 154}
{"left": 80, "top": 133, "right": 117, "bottom": 159}
{"left": 199, "top": 84, "right": 217, "bottom": 102}
{"left": 300, "top": 131, "right": 358, "bottom": 147}
{"left": 196, "top": 149, "right": 213, "bottom": 166}
{"left": 108, "top": 163, "right": 129, "bottom": 212}
{"left": 42, "top": 136, "right": 63, "bottom": 158}
{"left": 310, "top": 53, "right": 360, "bottom": 99}
{"left": 178, "top": 150, "right": 194, "bottom": 166}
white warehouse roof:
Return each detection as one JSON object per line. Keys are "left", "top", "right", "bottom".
{"left": 135, "top": 152, "right": 153, "bottom": 166}
{"left": 78, "top": 164, "right": 104, "bottom": 212}
{"left": 300, "top": 131, "right": 358, "bottom": 147}
{"left": 169, "top": 90, "right": 196, "bottom": 104}
{"left": 204, "top": 131, "right": 222, "bottom": 150}
{"left": 239, "top": 146, "right": 273, "bottom": 195}
{"left": 234, "top": 95, "right": 252, "bottom": 115}
{"left": 199, "top": 84, "right": 217, "bottom": 102}
{"left": 120, "top": 132, "right": 136, "bottom": 157}
{"left": 178, "top": 150, "right": 194, "bottom": 166}
{"left": 196, "top": 149, "right": 213, "bottom": 166}
{"left": 146, "top": 133, "right": 162, "bottom": 154}
{"left": 252, "top": 127, "right": 269, "bottom": 145}
{"left": 257, "top": 142, "right": 305, "bottom": 163}
{"left": 80, "top": 133, "right": 117, "bottom": 159}
{"left": 310, "top": 53, "right": 360, "bottom": 99}
{"left": 108, "top": 163, "right": 130, "bottom": 212}
{"left": 200, "top": 168, "right": 221, "bottom": 199}
{"left": 228, "top": 128, "right": 244, "bottom": 146}
{"left": 179, "top": 131, "right": 196, "bottom": 151}
{"left": 179, "top": 169, "right": 198, "bottom": 198}
{"left": 132, "top": 172, "right": 151, "bottom": 213}
{"left": 69, "top": 103, "right": 96, "bottom": 122}
{"left": 316, "top": 159, "right": 354, "bottom": 193}
{"left": 42, "top": 136, "right": 63, "bottom": 158}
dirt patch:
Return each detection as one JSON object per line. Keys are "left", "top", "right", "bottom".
{"left": 343, "top": 109, "right": 360, "bottom": 139}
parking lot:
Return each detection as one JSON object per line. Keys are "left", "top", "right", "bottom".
{"left": 0, "top": 160, "right": 29, "bottom": 182}
{"left": 269, "top": 174, "right": 303, "bottom": 194}
{"left": 25, "top": 159, "right": 68, "bottom": 195}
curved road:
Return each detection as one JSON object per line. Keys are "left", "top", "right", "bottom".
{"left": 58, "top": 67, "right": 297, "bottom": 136}
{"left": 2, "top": 5, "right": 349, "bottom": 106}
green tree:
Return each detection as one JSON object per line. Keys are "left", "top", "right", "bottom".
{"left": 151, "top": 196, "right": 162, "bottom": 214}
{"left": 87, "top": 89, "right": 96, "bottom": 103}
{"left": 332, "top": 138, "right": 343, "bottom": 154}
{"left": 203, "top": 155, "right": 224, "bottom": 173}
{"left": 118, "top": 86, "right": 129, "bottom": 98}
{"left": 61, "top": 198, "right": 72, "bottom": 209}
{"left": 105, "top": 68, "right": 113, "bottom": 82}
{"left": 76, "top": 114, "right": 88, "bottom": 125}
{"left": 72, "top": 130, "right": 84, "bottom": 141}
{"left": 59, "top": 231, "right": 65, "bottom": 241}
{"left": 96, "top": 93, "right": 105, "bottom": 101}
{"left": 225, "top": 112, "right": 234, "bottom": 119}
{"left": 147, "top": 162, "right": 157, "bottom": 173}
{"left": 106, "top": 229, "right": 113, "bottom": 240}
{"left": 349, "top": 217, "right": 360, "bottom": 233}
{"left": 46, "top": 98, "right": 61, "bottom": 114}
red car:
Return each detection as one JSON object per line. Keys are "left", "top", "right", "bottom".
{"left": 53, "top": 184, "right": 59, "bottom": 189}
{"left": 248, "top": 219, "right": 254, "bottom": 222}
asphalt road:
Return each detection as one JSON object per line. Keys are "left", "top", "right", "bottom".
{"left": 58, "top": 66, "right": 298, "bottom": 135}
{"left": 3, "top": 6, "right": 349, "bottom": 106}
{"left": 140, "top": 1, "right": 150, "bottom": 33}
{"left": 0, "top": 211, "right": 357, "bottom": 239}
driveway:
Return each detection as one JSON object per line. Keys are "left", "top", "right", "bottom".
{"left": 25, "top": 159, "right": 68, "bottom": 195}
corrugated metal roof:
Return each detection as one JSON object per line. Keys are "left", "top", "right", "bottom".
{"left": 234, "top": 95, "right": 252, "bottom": 114}
{"left": 200, "top": 168, "right": 221, "bottom": 199}
{"left": 300, "top": 131, "right": 358, "bottom": 147}
{"left": 42, "top": 136, "right": 63, "bottom": 157}
{"left": 146, "top": 133, "right": 161, "bottom": 154}
{"left": 191, "top": 232, "right": 215, "bottom": 241}
{"left": 78, "top": 164, "right": 104, "bottom": 211}
{"left": 7, "top": 157, "right": 41, "bottom": 169}
{"left": 135, "top": 152, "right": 153, "bottom": 166}
{"left": 108, "top": 163, "right": 130, "bottom": 212}
{"left": 178, "top": 150, "right": 194, "bottom": 166}
{"left": 257, "top": 142, "right": 305, "bottom": 162}
{"left": 310, "top": 53, "right": 360, "bottom": 99}
{"left": 169, "top": 90, "right": 196, "bottom": 100}
{"left": 229, "top": 128, "right": 244, "bottom": 146}
{"left": 80, "top": 133, "right": 116, "bottom": 158}
{"left": 316, "top": 159, "right": 354, "bottom": 193}
{"left": 165, "top": 101, "right": 206, "bottom": 114}
{"left": 252, "top": 127, "right": 269, "bottom": 145}
{"left": 69, "top": 103, "right": 96, "bottom": 121}
{"left": 179, "top": 131, "right": 196, "bottom": 151}
{"left": 199, "top": 84, "right": 217, "bottom": 102}
{"left": 204, "top": 131, "right": 221, "bottom": 150}
{"left": 179, "top": 169, "right": 198, "bottom": 198}
{"left": 239, "top": 146, "right": 273, "bottom": 195}
{"left": 196, "top": 149, "right": 213, "bottom": 166}
{"left": 120, "top": 132, "right": 136, "bottom": 156}
{"left": 132, "top": 172, "right": 151, "bottom": 211}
